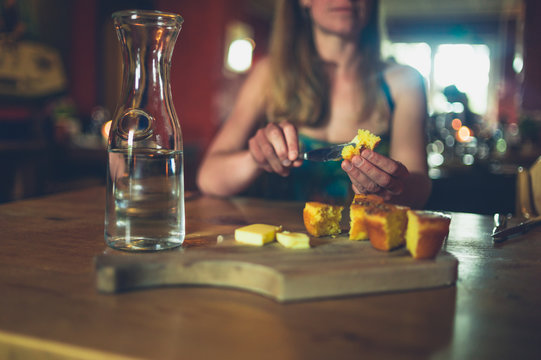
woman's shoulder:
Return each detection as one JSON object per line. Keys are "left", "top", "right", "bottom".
{"left": 249, "top": 56, "right": 272, "bottom": 80}
{"left": 381, "top": 61, "right": 426, "bottom": 94}
{"left": 238, "top": 56, "right": 272, "bottom": 96}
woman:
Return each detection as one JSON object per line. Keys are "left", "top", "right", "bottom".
{"left": 196, "top": 0, "right": 431, "bottom": 209}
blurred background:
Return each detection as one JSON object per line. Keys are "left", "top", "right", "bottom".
{"left": 0, "top": 0, "right": 539, "bottom": 215}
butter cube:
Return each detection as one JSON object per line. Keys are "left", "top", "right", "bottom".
{"left": 276, "top": 231, "right": 310, "bottom": 249}
{"left": 234, "top": 224, "right": 282, "bottom": 246}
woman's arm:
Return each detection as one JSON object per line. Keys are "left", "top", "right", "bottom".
{"left": 342, "top": 65, "right": 431, "bottom": 209}
{"left": 196, "top": 59, "right": 302, "bottom": 197}
{"left": 386, "top": 64, "right": 431, "bottom": 208}
{"left": 196, "top": 60, "right": 268, "bottom": 196}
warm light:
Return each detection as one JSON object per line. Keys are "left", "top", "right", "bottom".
{"left": 451, "top": 118, "right": 462, "bottom": 130}
{"left": 155, "top": 28, "right": 163, "bottom": 42}
{"left": 456, "top": 126, "right": 472, "bottom": 142}
{"left": 226, "top": 38, "right": 254, "bottom": 73}
{"left": 101, "top": 120, "right": 112, "bottom": 139}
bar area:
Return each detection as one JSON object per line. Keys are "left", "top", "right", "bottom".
{"left": 0, "top": 0, "right": 539, "bottom": 214}
{"left": 0, "top": 1, "right": 540, "bottom": 359}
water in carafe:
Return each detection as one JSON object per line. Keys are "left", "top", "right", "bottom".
{"left": 105, "top": 10, "right": 185, "bottom": 251}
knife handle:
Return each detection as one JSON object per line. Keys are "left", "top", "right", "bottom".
{"left": 516, "top": 167, "right": 535, "bottom": 219}
{"left": 493, "top": 213, "right": 507, "bottom": 229}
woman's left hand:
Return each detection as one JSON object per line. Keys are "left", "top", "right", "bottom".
{"left": 341, "top": 149, "right": 409, "bottom": 201}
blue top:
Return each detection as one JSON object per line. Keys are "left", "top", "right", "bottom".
{"left": 241, "top": 132, "right": 391, "bottom": 203}
{"left": 241, "top": 73, "right": 394, "bottom": 203}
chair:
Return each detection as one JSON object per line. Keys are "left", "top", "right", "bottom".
{"left": 516, "top": 156, "right": 541, "bottom": 218}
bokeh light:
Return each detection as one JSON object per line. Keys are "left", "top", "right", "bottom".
{"left": 457, "top": 126, "right": 472, "bottom": 142}
{"left": 226, "top": 38, "right": 254, "bottom": 73}
{"left": 463, "top": 154, "right": 475, "bottom": 165}
{"left": 101, "top": 120, "right": 112, "bottom": 139}
{"left": 451, "top": 118, "right": 462, "bottom": 130}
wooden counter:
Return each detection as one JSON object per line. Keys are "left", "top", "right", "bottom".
{"left": 0, "top": 187, "right": 540, "bottom": 359}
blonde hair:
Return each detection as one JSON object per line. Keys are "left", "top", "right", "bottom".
{"left": 266, "top": 0, "right": 386, "bottom": 126}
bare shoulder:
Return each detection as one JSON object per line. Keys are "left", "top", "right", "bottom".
{"left": 383, "top": 62, "right": 426, "bottom": 96}
{"left": 244, "top": 56, "right": 272, "bottom": 88}
{"left": 252, "top": 56, "right": 271, "bottom": 73}
{"left": 382, "top": 62, "right": 428, "bottom": 130}
{"left": 211, "top": 56, "right": 274, "bottom": 145}
{"left": 230, "top": 56, "right": 272, "bottom": 112}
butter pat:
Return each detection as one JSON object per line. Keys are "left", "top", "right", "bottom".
{"left": 234, "top": 224, "right": 282, "bottom": 246}
{"left": 276, "top": 231, "right": 310, "bottom": 249}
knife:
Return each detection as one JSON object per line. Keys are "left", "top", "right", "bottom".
{"left": 301, "top": 142, "right": 355, "bottom": 162}
{"left": 491, "top": 215, "right": 541, "bottom": 242}
{"left": 492, "top": 213, "right": 508, "bottom": 236}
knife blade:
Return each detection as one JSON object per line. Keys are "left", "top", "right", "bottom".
{"left": 301, "top": 142, "right": 355, "bottom": 162}
{"left": 491, "top": 215, "right": 541, "bottom": 242}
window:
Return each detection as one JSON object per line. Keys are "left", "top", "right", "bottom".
{"left": 384, "top": 42, "right": 491, "bottom": 116}
{"left": 433, "top": 44, "right": 490, "bottom": 115}
{"left": 384, "top": 41, "right": 494, "bottom": 171}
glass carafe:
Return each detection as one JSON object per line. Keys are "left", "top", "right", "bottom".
{"left": 105, "top": 10, "right": 184, "bottom": 251}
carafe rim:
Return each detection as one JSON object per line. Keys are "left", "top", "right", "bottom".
{"left": 112, "top": 9, "right": 183, "bottom": 27}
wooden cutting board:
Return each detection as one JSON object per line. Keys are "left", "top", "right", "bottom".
{"left": 95, "top": 235, "right": 458, "bottom": 302}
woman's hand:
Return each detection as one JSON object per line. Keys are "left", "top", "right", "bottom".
{"left": 341, "top": 149, "right": 410, "bottom": 201}
{"left": 248, "top": 121, "right": 303, "bottom": 176}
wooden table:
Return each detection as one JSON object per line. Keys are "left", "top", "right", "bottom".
{"left": 1, "top": 187, "right": 540, "bottom": 360}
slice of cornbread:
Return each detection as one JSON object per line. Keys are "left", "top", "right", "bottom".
{"left": 276, "top": 231, "right": 311, "bottom": 249}
{"left": 352, "top": 193, "right": 385, "bottom": 205}
{"left": 341, "top": 129, "right": 381, "bottom": 160}
{"left": 303, "top": 202, "right": 344, "bottom": 237}
{"left": 406, "top": 210, "right": 451, "bottom": 259}
{"left": 349, "top": 194, "right": 385, "bottom": 241}
{"left": 234, "top": 224, "right": 283, "bottom": 246}
{"left": 364, "top": 204, "right": 409, "bottom": 251}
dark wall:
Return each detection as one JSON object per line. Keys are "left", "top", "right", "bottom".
{"left": 68, "top": 0, "right": 267, "bottom": 148}
{"left": 522, "top": 0, "right": 541, "bottom": 112}
{"left": 65, "top": 0, "right": 271, "bottom": 192}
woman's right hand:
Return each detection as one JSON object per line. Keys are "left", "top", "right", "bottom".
{"left": 248, "top": 121, "right": 303, "bottom": 176}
